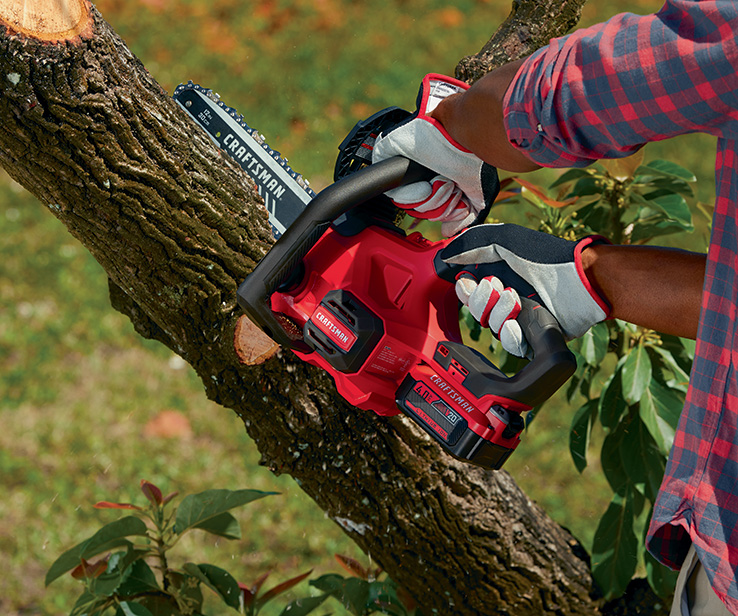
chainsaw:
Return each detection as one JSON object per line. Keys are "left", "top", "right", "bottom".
{"left": 174, "top": 83, "right": 577, "bottom": 470}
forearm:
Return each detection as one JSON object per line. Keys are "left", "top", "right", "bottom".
{"left": 582, "top": 244, "right": 705, "bottom": 339}
{"left": 431, "top": 60, "right": 541, "bottom": 173}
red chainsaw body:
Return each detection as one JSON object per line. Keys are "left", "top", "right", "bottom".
{"left": 268, "top": 223, "right": 528, "bottom": 468}
{"left": 236, "top": 157, "right": 576, "bottom": 470}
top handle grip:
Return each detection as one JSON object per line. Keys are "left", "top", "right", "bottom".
{"left": 237, "top": 157, "right": 432, "bottom": 349}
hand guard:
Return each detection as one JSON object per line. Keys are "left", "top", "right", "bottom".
{"left": 442, "top": 224, "right": 611, "bottom": 356}
{"left": 371, "top": 73, "right": 500, "bottom": 236}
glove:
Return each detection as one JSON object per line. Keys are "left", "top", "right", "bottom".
{"left": 456, "top": 272, "right": 530, "bottom": 357}
{"left": 371, "top": 73, "right": 500, "bottom": 236}
{"left": 441, "top": 224, "right": 611, "bottom": 357}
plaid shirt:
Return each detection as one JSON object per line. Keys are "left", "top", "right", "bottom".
{"left": 503, "top": 1, "right": 738, "bottom": 611}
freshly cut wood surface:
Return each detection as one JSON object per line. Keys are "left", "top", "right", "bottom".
{"left": 234, "top": 315, "right": 279, "bottom": 365}
{"left": 0, "top": 0, "right": 91, "bottom": 40}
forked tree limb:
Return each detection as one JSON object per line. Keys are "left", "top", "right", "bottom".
{"left": 0, "top": 1, "right": 665, "bottom": 614}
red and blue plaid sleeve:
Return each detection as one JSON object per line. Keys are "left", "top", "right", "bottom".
{"left": 503, "top": 2, "right": 738, "bottom": 612}
{"left": 503, "top": 1, "right": 738, "bottom": 168}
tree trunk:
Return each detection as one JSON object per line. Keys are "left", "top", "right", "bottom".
{"left": 0, "top": 1, "right": 664, "bottom": 614}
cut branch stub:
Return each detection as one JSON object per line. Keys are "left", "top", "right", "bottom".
{"left": 234, "top": 315, "right": 280, "bottom": 365}
{"left": 0, "top": 0, "right": 92, "bottom": 41}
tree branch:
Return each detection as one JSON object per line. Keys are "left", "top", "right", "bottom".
{"left": 456, "top": 0, "right": 588, "bottom": 81}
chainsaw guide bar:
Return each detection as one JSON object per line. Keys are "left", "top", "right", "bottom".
{"left": 173, "top": 81, "right": 315, "bottom": 238}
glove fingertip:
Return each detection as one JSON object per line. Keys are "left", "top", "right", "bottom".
{"left": 500, "top": 320, "right": 529, "bottom": 359}
{"left": 386, "top": 181, "right": 433, "bottom": 206}
{"left": 486, "top": 286, "right": 520, "bottom": 334}
{"left": 455, "top": 277, "right": 477, "bottom": 304}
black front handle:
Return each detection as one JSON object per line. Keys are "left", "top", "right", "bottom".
{"left": 514, "top": 297, "right": 577, "bottom": 406}
{"left": 237, "top": 157, "right": 431, "bottom": 350}
{"left": 434, "top": 294, "right": 575, "bottom": 409}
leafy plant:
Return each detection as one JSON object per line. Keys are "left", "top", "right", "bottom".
{"left": 283, "top": 555, "right": 423, "bottom": 616}
{"left": 497, "top": 152, "right": 705, "bottom": 600}
{"left": 46, "top": 480, "right": 313, "bottom": 616}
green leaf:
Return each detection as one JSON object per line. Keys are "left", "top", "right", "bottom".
{"left": 464, "top": 307, "right": 482, "bottom": 342}
{"left": 639, "top": 379, "right": 684, "bottom": 455}
{"left": 566, "top": 176, "right": 603, "bottom": 198}
{"left": 591, "top": 489, "right": 639, "bottom": 600}
{"left": 310, "top": 574, "right": 370, "bottom": 616}
{"left": 565, "top": 356, "right": 588, "bottom": 403}
{"left": 367, "top": 580, "right": 407, "bottom": 616}
{"left": 579, "top": 322, "right": 610, "bottom": 366}
{"left": 192, "top": 511, "right": 241, "bottom": 540}
{"left": 574, "top": 200, "right": 608, "bottom": 234}
{"left": 601, "top": 424, "right": 629, "bottom": 493}
{"left": 117, "top": 560, "right": 161, "bottom": 598}
{"left": 639, "top": 159, "right": 697, "bottom": 182}
{"left": 599, "top": 369, "right": 627, "bottom": 429}
{"left": 549, "top": 168, "right": 591, "bottom": 188}
{"left": 280, "top": 594, "right": 331, "bottom": 616}
{"left": 89, "top": 548, "right": 146, "bottom": 598}
{"left": 650, "top": 346, "right": 691, "bottom": 392}
{"left": 660, "top": 333, "right": 695, "bottom": 365}
{"left": 174, "top": 489, "right": 275, "bottom": 535}
{"left": 116, "top": 601, "right": 155, "bottom": 616}
{"left": 182, "top": 563, "right": 241, "bottom": 610}
{"left": 636, "top": 176, "right": 694, "bottom": 198}
{"left": 619, "top": 414, "right": 667, "bottom": 502}
{"left": 46, "top": 516, "right": 149, "bottom": 586}
{"left": 70, "top": 590, "right": 106, "bottom": 616}
{"left": 569, "top": 400, "right": 598, "bottom": 473}
{"left": 621, "top": 344, "right": 652, "bottom": 404}
{"left": 681, "top": 338, "right": 696, "bottom": 361}
{"left": 644, "top": 550, "right": 679, "bottom": 599}
{"left": 629, "top": 219, "right": 694, "bottom": 243}
{"left": 644, "top": 192, "right": 693, "bottom": 227}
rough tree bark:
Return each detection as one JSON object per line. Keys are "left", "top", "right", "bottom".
{"left": 0, "top": 1, "right": 666, "bottom": 614}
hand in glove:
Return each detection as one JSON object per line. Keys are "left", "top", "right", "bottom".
{"left": 441, "top": 224, "right": 611, "bottom": 356}
{"left": 371, "top": 73, "right": 500, "bottom": 236}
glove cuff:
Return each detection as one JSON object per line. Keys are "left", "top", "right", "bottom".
{"left": 575, "top": 235, "right": 613, "bottom": 319}
{"left": 415, "top": 74, "right": 472, "bottom": 153}
{"left": 417, "top": 73, "right": 469, "bottom": 115}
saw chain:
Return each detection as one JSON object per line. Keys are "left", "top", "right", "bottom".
{"left": 173, "top": 81, "right": 315, "bottom": 238}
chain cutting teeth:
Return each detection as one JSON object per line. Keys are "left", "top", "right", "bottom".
{"left": 174, "top": 81, "right": 315, "bottom": 199}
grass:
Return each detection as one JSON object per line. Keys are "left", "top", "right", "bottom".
{"left": 0, "top": 0, "right": 717, "bottom": 613}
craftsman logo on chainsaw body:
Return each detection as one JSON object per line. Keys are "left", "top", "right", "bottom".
{"left": 311, "top": 306, "right": 357, "bottom": 352}
{"left": 429, "top": 374, "right": 476, "bottom": 415}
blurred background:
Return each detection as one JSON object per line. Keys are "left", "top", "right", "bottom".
{"left": 0, "top": 0, "right": 716, "bottom": 613}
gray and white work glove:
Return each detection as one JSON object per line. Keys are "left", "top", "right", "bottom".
{"left": 372, "top": 73, "right": 500, "bottom": 237}
{"left": 441, "top": 224, "right": 611, "bottom": 357}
